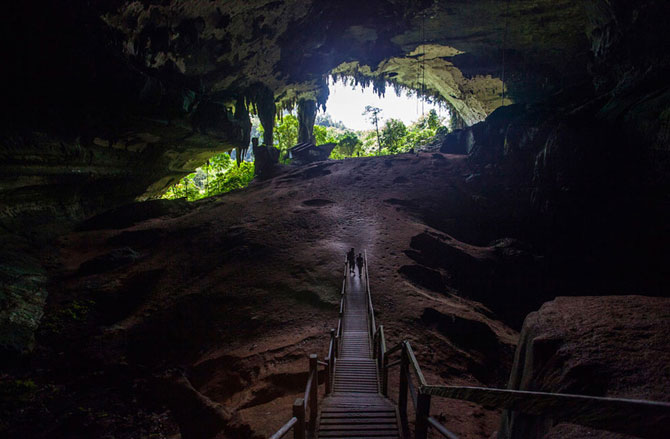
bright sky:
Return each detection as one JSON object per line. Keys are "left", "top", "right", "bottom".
{"left": 318, "top": 79, "right": 448, "bottom": 131}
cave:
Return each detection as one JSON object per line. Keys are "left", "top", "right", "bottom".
{"left": 1, "top": 1, "right": 669, "bottom": 438}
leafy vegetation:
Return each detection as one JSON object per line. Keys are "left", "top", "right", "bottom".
{"left": 162, "top": 153, "right": 254, "bottom": 201}
{"left": 336, "top": 109, "right": 447, "bottom": 157}
{"left": 160, "top": 103, "right": 448, "bottom": 201}
{"left": 272, "top": 114, "right": 298, "bottom": 162}
{"left": 330, "top": 131, "right": 363, "bottom": 158}
{"left": 363, "top": 105, "right": 383, "bottom": 153}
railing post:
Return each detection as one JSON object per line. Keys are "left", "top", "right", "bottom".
{"left": 415, "top": 392, "right": 431, "bottom": 439}
{"left": 293, "top": 398, "right": 305, "bottom": 439}
{"left": 324, "top": 356, "right": 331, "bottom": 395}
{"left": 329, "top": 328, "right": 336, "bottom": 390}
{"left": 399, "top": 342, "right": 409, "bottom": 426}
{"left": 309, "top": 354, "right": 318, "bottom": 434}
{"left": 372, "top": 329, "right": 377, "bottom": 359}
{"left": 382, "top": 351, "right": 389, "bottom": 397}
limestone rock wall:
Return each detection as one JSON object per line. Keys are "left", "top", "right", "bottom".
{"left": 499, "top": 296, "right": 670, "bottom": 439}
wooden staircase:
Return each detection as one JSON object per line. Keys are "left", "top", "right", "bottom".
{"left": 317, "top": 265, "right": 400, "bottom": 439}
{"left": 269, "top": 254, "right": 670, "bottom": 439}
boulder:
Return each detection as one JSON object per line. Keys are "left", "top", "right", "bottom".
{"left": 252, "top": 143, "right": 280, "bottom": 177}
{"left": 440, "top": 128, "right": 474, "bottom": 155}
{"left": 290, "top": 142, "right": 337, "bottom": 166}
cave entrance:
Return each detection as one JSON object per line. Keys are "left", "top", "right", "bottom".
{"left": 294, "top": 76, "right": 452, "bottom": 160}
{"left": 160, "top": 76, "right": 453, "bottom": 202}
{"left": 160, "top": 151, "right": 255, "bottom": 202}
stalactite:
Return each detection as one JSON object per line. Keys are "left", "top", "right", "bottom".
{"left": 252, "top": 85, "right": 275, "bottom": 147}
{"left": 297, "top": 99, "right": 317, "bottom": 144}
{"left": 316, "top": 84, "right": 329, "bottom": 112}
{"left": 234, "top": 96, "right": 251, "bottom": 166}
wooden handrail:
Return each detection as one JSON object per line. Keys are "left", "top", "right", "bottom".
{"left": 292, "top": 398, "right": 305, "bottom": 439}
{"left": 272, "top": 253, "right": 670, "bottom": 439}
{"left": 363, "top": 251, "right": 376, "bottom": 342}
{"left": 269, "top": 354, "right": 326, "bottom": 438}
{"left": 427, "top": 416, "right": 459, "bottom": 439}
{"left": 387, "top": 336, "right": 670, "bottom": 439}
{"left": 303, "top": 371, "right": 314, "bottom": 406}
{"left": 407, "top": 371, "right": 419, "bottom": 408}
{"left": 385, "top": 359, "right": 401, "bottom": 369}
{"left": 421, "top": 385, "right": 670, "bottom": 439}
{"left": 268, "top": 416, "right": 297, "bottom": 439}
{"left": 385, "top": 341, "right": 403, "bottom": 356}
{"left": 269, "top": 256, "right": 349, "bottom": 438}
{"left": 363, "top": 257, "right": 670, "bottom": 439}
{"left": 405, "top": 341, "right": 427, "bottom": 387}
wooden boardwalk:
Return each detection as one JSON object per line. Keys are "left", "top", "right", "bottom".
{"left": 270, "top": 256, "right": 670, "bottom": 439}
{"left": 317, "top": 267, "right": 401, "bottom": 439}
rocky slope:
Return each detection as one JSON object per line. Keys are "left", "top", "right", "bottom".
{"left": 500, "top": 295, "right": 670, "bottom": 439}
{"left": 3, "top": 154, "right": 525, "bottom": 438}
{"left": 2, "top": 151, "right": 668, "bottom": 438}
{"left": 1, "top": 1, "right": 607, "bottom": 348}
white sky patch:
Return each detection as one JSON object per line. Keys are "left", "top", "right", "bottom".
{"left": 318, "top": 80, "right": 448, "bottom": 131}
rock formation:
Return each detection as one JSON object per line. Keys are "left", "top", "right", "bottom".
{"left": 499, "top": 296, "right": 670, "bottom": 439}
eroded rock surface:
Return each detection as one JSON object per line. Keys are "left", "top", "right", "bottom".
{"left": 499, "top": 295, "right": 670, "bottom": 439}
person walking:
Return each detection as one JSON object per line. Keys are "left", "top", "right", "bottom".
{"left": 347, "top": 248, "right": 355, "bottom": 273}
{"left": 356, "top": 253, "right": 364, "bottom": 277}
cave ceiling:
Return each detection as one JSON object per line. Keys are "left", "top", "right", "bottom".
{"left": 103, "top": 0, "right": 590, "bottom": 124}
{"left": 1, "top": 0, "right": 591, "bottom": 233}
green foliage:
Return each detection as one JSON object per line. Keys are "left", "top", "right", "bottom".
{"left": 363, "top": 106, "right": 383, "bottom": 152}
{"left": 328, "top": 109, "right": 447, "bottom": 159}
{"left": 257, "top": 114, "right": 300, "bottom": 163}
{"left": 208, "top": 161, "right": 255, "bottom": 194}
{"left": 381, "top": 119, "right": 408, "bottom": 153}
{"left": 314, "top": 125, "right": 338, "bottom": 145}
{"left": 274, "top": 114, "right": 298, "bottom": 162}
{"left": 162, "top": 153, "right": 254, "bottom": 201}
{"left": 424, "top": 109, "right": 441, "bottom": 130}
{"left": 330, "top": 131, "right": 365, "bottom": 159}
{"left": 385, "top": 109, "right": 446, "bottom": 153}
{"left": 337, "top": 131, "right": 362, "bottom": 155}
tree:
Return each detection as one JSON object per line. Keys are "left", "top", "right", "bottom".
{"left": 381, "top": 119, "right": 408, "bottom": 153}
{"left": 161, "top": 153, "right": 254, "bottom": 201}
{"left": 335, "top": 131, "right": 362, "bottom": 156}
{"left": 258, "top": 114, "right": 298, "bottom": 162}
{"left": 425, "top": 109, "right": 440, "bottom": 130}
{"left": 363, "top": 105, "right": 382, "bottom": 154}
{"left": 274, "top": 114, "right": 299, "bottom": 161}
{"left": 314, "top": 125, "right": 338, "bottom": 145}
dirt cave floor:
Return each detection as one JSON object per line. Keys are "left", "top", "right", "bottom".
{"left": 7, "top": 152, "right": 562, "bottom": 438}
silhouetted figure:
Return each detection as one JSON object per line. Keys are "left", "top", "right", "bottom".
{"left": 347, "top": 248, "right": 355, "bottom": 273}
{"left": 356, "top": 253, "right": 364, "bottom": 276}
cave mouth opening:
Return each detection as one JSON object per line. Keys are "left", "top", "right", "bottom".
{"left": 314, "top": 75, "right": 452, "bottom": 158}
{"left": 161, "top": 76, "right": 455, "bottom": 202}
{"left": 321, "top": 75, "right": 451, "bottom": 132}
{"left": 160, "top": 152, "right": 255, "bottom": 202}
